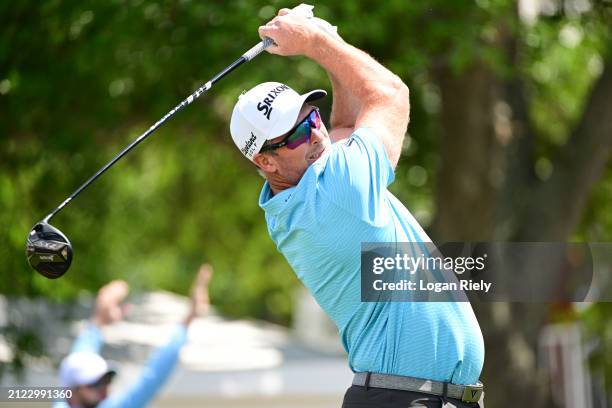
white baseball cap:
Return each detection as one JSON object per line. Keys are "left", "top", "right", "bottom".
{"left": 230, "top": 82, "right": 326, "bottom": 160}
{"left": 59, "top": 352, "right": 116, "bottom": 387}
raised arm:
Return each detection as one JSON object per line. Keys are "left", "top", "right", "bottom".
{"left": 183, "top": 263, "right": 213, "bottom": 326}
{"left": 100, "top": 265, "right": 213, "bottom": 408}
{"left": 71, "top": 280, "right": 129, "bottom": 354}
{"left": 259, "top": 12, "right": 410, "bottom": 168}
{"left": 100, "top": 326, "right": 188, "bottom": 408}
{"left": 271, "top": 8, "right": 359, "bottom": 143}
{"left": 328, "top": 72, "right": 361, "bottom": 143}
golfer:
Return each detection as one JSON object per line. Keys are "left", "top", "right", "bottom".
{"left": 229, "top": 9, "right": 485, "bottom": 408}
{"left": 53, "top": 264, "right": 212, "bottom": 408}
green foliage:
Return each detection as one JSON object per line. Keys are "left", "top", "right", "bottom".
{"left": 0, "top": 322, "right": 45, "bottom": 381}
{"left": 524, "top": 12, "right": 610, "bottom": 151}
{"left": 1, "top": 0, "right": 314, "bottom": 324}
{"left": 581, "top": 302, "right": 612, "bottom": 390}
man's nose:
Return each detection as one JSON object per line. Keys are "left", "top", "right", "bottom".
{"left": 309, "top": 127, "right": 324, "bottom": 145}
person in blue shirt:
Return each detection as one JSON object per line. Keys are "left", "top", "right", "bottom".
{"left": 228, "top": 8, "right": 485, "bottom": 408}
{"left": 53, "top": 264, "right": 213, "bottom": 408}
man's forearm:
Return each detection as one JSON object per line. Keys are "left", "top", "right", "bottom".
{"left": 308, "top": 33, "right": 405, "bottom": 108}
{"left": 103, "top": 325, "right": 188, "bottom": 408}
{"left": 308, "top": 31, "right": 409, "bottom": 166}
{"left": 70, "top": 323, "right": 104, "bottom": 354}
{"left": 328, "top": 72, "right": 360, "bottom": 129}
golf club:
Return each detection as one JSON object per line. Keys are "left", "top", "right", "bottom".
{"left": 26, "top": 37, "right": 274, "bottom": 279}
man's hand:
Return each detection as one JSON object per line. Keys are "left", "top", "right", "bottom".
{"left": 258, "top": 8, "right": 323, "bottom": 57}
{"left": 183, "top": 264, "right": 213, "bottom": 326}
{"left": 93, "top": 280, "right": 129, "bottom": 327}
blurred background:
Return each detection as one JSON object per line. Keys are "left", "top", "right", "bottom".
{"left": 1, "top": 0, "right": 611, "bottom": 407}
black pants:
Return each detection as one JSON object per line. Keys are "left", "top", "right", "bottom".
{"left": 342, "top": 385, "right": 482, "bottom": 408}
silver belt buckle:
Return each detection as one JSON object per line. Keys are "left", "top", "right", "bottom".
{"left": 461, "top": 385, "right": 483, "bottom": 403}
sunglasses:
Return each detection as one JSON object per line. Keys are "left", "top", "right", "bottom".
{"left": 259, "top": 108, "right": 321, "bottom": 153}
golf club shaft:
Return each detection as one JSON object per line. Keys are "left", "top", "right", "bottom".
{"left": 43, "top": 38, "right": 274, "bottom": 224}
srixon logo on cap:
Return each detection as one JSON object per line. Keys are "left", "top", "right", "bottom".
{"left": 241, "top": 132, "right": 258, "bottom": 157}
{"left": 257, "top": 84, "right": 290, "bottom": 120}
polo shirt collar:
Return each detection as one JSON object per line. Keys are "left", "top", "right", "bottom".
{"left": 258, "top": 181, "right": 295, "bottom": 216}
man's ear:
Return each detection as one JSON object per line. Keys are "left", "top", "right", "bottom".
{"left": 253, "top": 153, "right": 277, "bottom": 173}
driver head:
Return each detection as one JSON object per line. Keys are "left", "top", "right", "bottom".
{"left": 26, "top": 222, "right": 73, "bottom": 279}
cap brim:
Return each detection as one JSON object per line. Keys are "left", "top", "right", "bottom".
{"left": 265, "top": 89, "right": 327, "bottom": 141}
{"left": 304, "top": 89, "right": 327, "bottom": 103}
{"left": 88, "top": 370, "right": 116, "bottom": 387}
{"left": 103, "top": 370, "right": 117, "bottom": 380}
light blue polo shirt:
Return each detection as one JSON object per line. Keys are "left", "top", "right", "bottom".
{"left": 259, "top": 128, "right": 484, "bottom": 385}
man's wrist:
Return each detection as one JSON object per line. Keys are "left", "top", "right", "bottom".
{"left": 84, "top": 320, "right": 104, "bottom": 339}
{"left": 303, "top": 29, "right": 329, "bottom": 61}
{"left": 182, "top": 313, "right": 194, "bottom": 327}
{"left": 91, "top": 310, "right": 110, "bottom": 327}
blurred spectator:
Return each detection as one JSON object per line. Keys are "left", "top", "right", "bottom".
{"left": 52, "top": 264, "right": 213, "bottom": 408}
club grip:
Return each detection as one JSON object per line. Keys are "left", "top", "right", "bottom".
{"left": 242, "top": 3, "right": 318, "bottom": 61}
{"left": 242, "top": 37, "right": 275, "bottom": 61}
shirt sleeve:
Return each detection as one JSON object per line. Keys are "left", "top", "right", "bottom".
{"left": 70, "top": 323, "right": 104, "bottom": 354}
{"left": 98, "top": 325, "right": 188, "bottom": 408}
{"left": 321, "top": 127, "right": 395, "bottom": 222}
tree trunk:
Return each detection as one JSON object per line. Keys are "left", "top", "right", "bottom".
{"left": 431, "top": 60, "right": 556, "bottom": 408}
{"left": 430, "top": 43, "right": 612, "bottom": 407}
